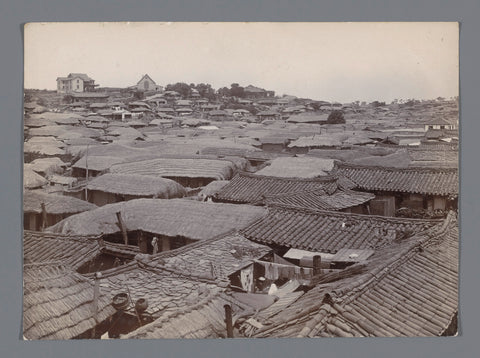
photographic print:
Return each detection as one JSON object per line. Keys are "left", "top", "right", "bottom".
{"left": 23, "top": 22, "right": 459, "bottom": 340}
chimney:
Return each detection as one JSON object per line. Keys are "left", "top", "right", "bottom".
{"left": 224, "top": 304, "right": 234, "bottom": 338}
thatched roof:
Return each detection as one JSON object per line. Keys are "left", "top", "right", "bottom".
{"left": 57, "top": 127, "right": 103, "bottom": 139}
{"left": 26, "top": 136, "right": 65, "bottom": 147}
{"left": 24, "top": 118, "right": 51, "bottom": 128}
{"left": 23, "top": 263, "right": 115, "bottom": 340}
{"left": 53, "top": 117, "right": 80, "bottom": 125}
{"left": 106, "top": 127, "right": 144, "bottom": 138}
{"left": 24, "top": 142, "right": 66, "bottom": 156}
{"left": 28, "top": 125, "right": 69, "bottom": 137}
{"left": 47, "top": 198, "right": 267, "bottom": 239}
{"left": 198, "top": 180, "right": 230, "bottom": 197}
{"left": 24, "top": 168, "right": 48, "bottom": 189}
{"left": 63, "top": 137, "right": 99, "bottom": 146}
{"left": 286, "top": 114, "right": 329, "bottom": 124}
{"left": 288, "top": 136, "right": 343, "bottom": 148}
{"left": 23, "top": 190, "right": 97, "bottom": 214}
{"left": 29, "top": 112, "right": 84, "bottom": 121}
{"left": 83, "top": 115, "right": 109, "bottom": 123}
{"left": 109, "top": 158, "right": 238, "bottom": 180}
{"left": 28, "top": 157, "right": 66, "bottom": 174}
{"left": 255, "top": 157, "right": 335, "bottom": 178}
{"left": 349, "top": 149, "right": 412, "bottom": 168}
{"left": 86, "top": 173, "right": 186, "bottom": 198}
{"left": 72, "top": 155, "right": 126, "bottom": 172}
{"left": 306, "top": 147, "right": 397, "bottom": 161}
{"left": 49, "top": 175, "right": 78, "bottom": 186}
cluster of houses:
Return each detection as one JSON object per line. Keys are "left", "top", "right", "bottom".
{"left": 22, "top": 74, "right": 459, "bottom": 340}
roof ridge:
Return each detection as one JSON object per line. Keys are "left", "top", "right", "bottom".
{"left": 24, "top": 230, "right": 102, "bottom": 241}
{"left": 263, "top": 204, "right": 443, "bottom": 224}
{"left": 334, "top": 161, "right": 458, "bottom": 173}
{"left": 237, "top": 171, "right": 339, "bottom": 183}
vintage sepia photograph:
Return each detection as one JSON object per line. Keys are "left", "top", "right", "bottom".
{"left": 23, "top": 22, "right": 459, "bottom": 340}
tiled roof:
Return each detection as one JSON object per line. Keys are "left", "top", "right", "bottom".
{"left": 98, "top": 232, "right": 268, "bottom": 339}
{"left": 68, "top": 73, "right": 94, "bottom": 82}
{"left": 23, "top": 263, "right": 115, "bottom": 340}
{"left": 123, "top": 291, "right": 239, "bottom": 339}
{"left": 419, "top": 141, "right": 458, "bottom": 151}
{"left": 140, "top": 233, "right": 271, "bottom": 281}
{"left": 264, "top": 189, "right": 375, "bottom": 211}
{"left": 319, "top": 223, "right": 458, "bottom": 337}
{"left": 23, "top": 231, "right": 139, "bottom": 269}
{"left": 241, "top": 205, "right": 441, "bottom": 253}
{"left": 407, "top": 148, "right": 458, "bottom": 162}
{"left": 23, "top": 231, "right": 102, "bottom": 269}
{"left": 215, "top": 172, "right": 339, "bottom": 204}
{"left": 251, "top": 212, "right": 458, "bottom": 338}
{"left": 333, "top": 162, "right": 458, "bottom": 196}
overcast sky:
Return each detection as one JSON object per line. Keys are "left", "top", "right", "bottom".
{"left": 24, "top": 22, "right": 458, "bottom": 103}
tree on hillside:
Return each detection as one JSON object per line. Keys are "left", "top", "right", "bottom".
{"left": 217, "top": 87, "right": 231, "bottom": 98}
{"left": 327, "top": 110, "right": 346, "bottom": 124}
{"left": 230, "top": 83, "right": 245, "bottom": 98}
{"left": 165, "top": 82, "right": 191, "bottom": 98}
{"left": 194, "top": 83, "right": 216, "bottom": 101}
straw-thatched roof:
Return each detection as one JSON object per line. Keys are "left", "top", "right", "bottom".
{"left": 57, "top": 127, "right": 103, "bottom": 140}
{"left": 30, "top": 112, "right": 84, "bottom": 121}
{"left": 24, "top": 167, "right": 48, "bottom": 189}
{"left": 63, "top": 137, "right": 99, "bottom": 146}
{"left": 288, "top": 136, "right": 343, "bottom": 148}
{"left": 349, "top": 149, "right": 412, "bottom": 168}
{"left": 109, "top": 158, "right": 238, "bottom": 180}
{"left": 24, "top": 118, "right": 51, "bottom": 128}
{"left": 255, "top": 157, "right": 335, "bottom": 178}
{"left": 53, "top": 117, "right": 80, "bottom": 125}
{"left": 86, "top": 173, "right": 186, "bottom": 198}
{"left": 106, "top": 127, "right": 144, "bottom": 138}
{"left": 28, "top": 157, "right": 66, "bottom": 174}
{"left": 23, "top": 263, "right": 115, "bottom": 340}
{"left": 24, "top": 142, "right": 66, "bottom": 156}
{"left": 26, "top": 136, "right": 65, "bottom": 147}
{"left": 23, "top": 190, "right": 97, "bottom": 215}
{"left": 286, "top": 114, "right": 329, "bottom": 124}
{"left": 49, "top": 175, "right": 78, "bottom": 186}
{"left": 198, "top": 180, "right": 230, "bottom": 197}
{"left": 83, "top": 115, "right": 109, "bottom": 123}
{"left": 72, "top": 155, "right": 126, "bottom": 172}
{"left": 47, "top": 198, "right": 267, "bottom": 239}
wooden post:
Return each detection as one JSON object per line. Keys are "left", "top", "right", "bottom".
{"left": 40, "top": 202, "right": 47, "bottom": 231}
{"left": 313, "top": 255, "right": 322, "bottom": 276}
{"left": 91, "top": 272, "right": 101, "bottom": 338}
{"left": 224, "top": 304, "right": 234, "bottom": 338}
{"left": 116, "top": 211, "right": 128, "bottom": 245}
{"left": 84, "top": 144, "right": 89, "bottom": 201}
